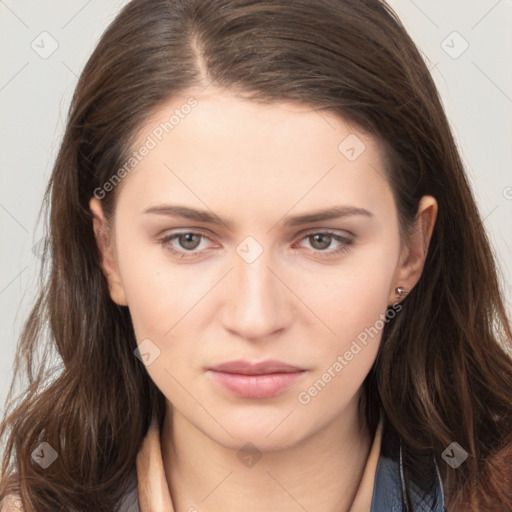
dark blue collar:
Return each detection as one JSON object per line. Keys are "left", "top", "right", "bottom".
{"left": 370, "top": 418, "right": 446, "bottom": 511}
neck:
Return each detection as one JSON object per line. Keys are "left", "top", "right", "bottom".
{"left": 161, "top": 394, "right": 373, "bottom": 512}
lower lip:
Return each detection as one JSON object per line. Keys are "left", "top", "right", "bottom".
{"left": 208, "top": 370, "right": 305, "bottom": 398}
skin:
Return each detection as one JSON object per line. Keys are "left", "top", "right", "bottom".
{"left": 90, "top": 87, "right": 437, "bottom": 512}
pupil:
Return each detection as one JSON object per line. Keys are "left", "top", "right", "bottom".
{"left": 182, "top": 233, "right": 199, "bottom": 249}
{"left": 313, "top": 234, "right": 330, "bottom": 249}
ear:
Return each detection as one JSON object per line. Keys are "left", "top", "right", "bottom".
{"left": 89, "top": 197, "right": 128, "bottom": 306}
{"left": 389, "top": 195, "right": 438, "bottom": 304}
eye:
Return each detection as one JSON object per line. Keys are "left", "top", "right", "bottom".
{"left": 158, "top": 230, "right": 354, "bottom": 260}
{"left": 159, "top": 231, "right": 213, "bottom": 259}
{"left": 294, "top": 231, "right": 354, "bottom": 257}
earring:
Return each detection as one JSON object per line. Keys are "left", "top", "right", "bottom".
{"left": 395, "top": 286, "right": 408, "bottom": 298}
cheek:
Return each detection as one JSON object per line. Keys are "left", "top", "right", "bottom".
{"left": 115, "top": 231, "right": 210, "bottom": 339}
{"left": 309, "top": 245, "right": 399, "bottom": 350}
{"left": 295, "top": 264, "right": 395, "bottom": 413}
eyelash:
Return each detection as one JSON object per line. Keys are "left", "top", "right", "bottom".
{"left": 158, "top": 230, "right": 354, "bottom": 260}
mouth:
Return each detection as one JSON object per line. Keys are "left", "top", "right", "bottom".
{"left": 207, "top": 359, "right": 307, "bottom": 399}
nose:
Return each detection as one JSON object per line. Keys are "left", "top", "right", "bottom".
{"left": 220, "top": 242, "right": 291, "bottom": 342}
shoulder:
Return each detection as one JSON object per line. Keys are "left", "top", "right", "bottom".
{"left": 0, "top": 494, "right": 23, "bottom": 512}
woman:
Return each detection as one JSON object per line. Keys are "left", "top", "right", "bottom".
{"left": 1, "top": 0, "right": 511, "bottom": 510}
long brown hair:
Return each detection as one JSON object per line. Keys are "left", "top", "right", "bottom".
{"left": 1, "top": 0, "right": 511, "bottom": 510}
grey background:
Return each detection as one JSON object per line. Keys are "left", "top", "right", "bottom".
{"left": 1, "top": 0, "right": 511, "bottom": 409}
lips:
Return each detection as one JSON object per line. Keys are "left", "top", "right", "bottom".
{"left": 209, "top": 359, "right": 304, "bottom": 375}
{"left": 207, "top": 359, "right": 306, "bottom": 398}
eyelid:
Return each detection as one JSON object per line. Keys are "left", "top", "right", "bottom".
{"left": 294, "top": 226, "right": 356, "bottom": 239}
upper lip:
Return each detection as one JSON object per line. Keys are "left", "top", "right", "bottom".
{"left": 208, "top": 359, "right": 305, "bottom": 375}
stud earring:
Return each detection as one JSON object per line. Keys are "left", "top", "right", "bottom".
{"left": 395, "top": 286, "right": 408, "bottom": 298}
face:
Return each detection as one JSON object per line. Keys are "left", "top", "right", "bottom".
{"left": 90, "top": 87, "right": 436, "bottom": 451}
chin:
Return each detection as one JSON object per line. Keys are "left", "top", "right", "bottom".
{"left": 200, "top": 404, "right": 313, "bottom": 452}
{"left": 216, "top": 424, "right": 307, "bottom": 453}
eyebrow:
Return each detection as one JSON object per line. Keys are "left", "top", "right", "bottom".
{"left": 143, "top": 204, "right": 373, "bottom": 229}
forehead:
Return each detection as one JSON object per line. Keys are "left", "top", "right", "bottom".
{"left": 113, "top": 88, "right": 392, "bottom": 223}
